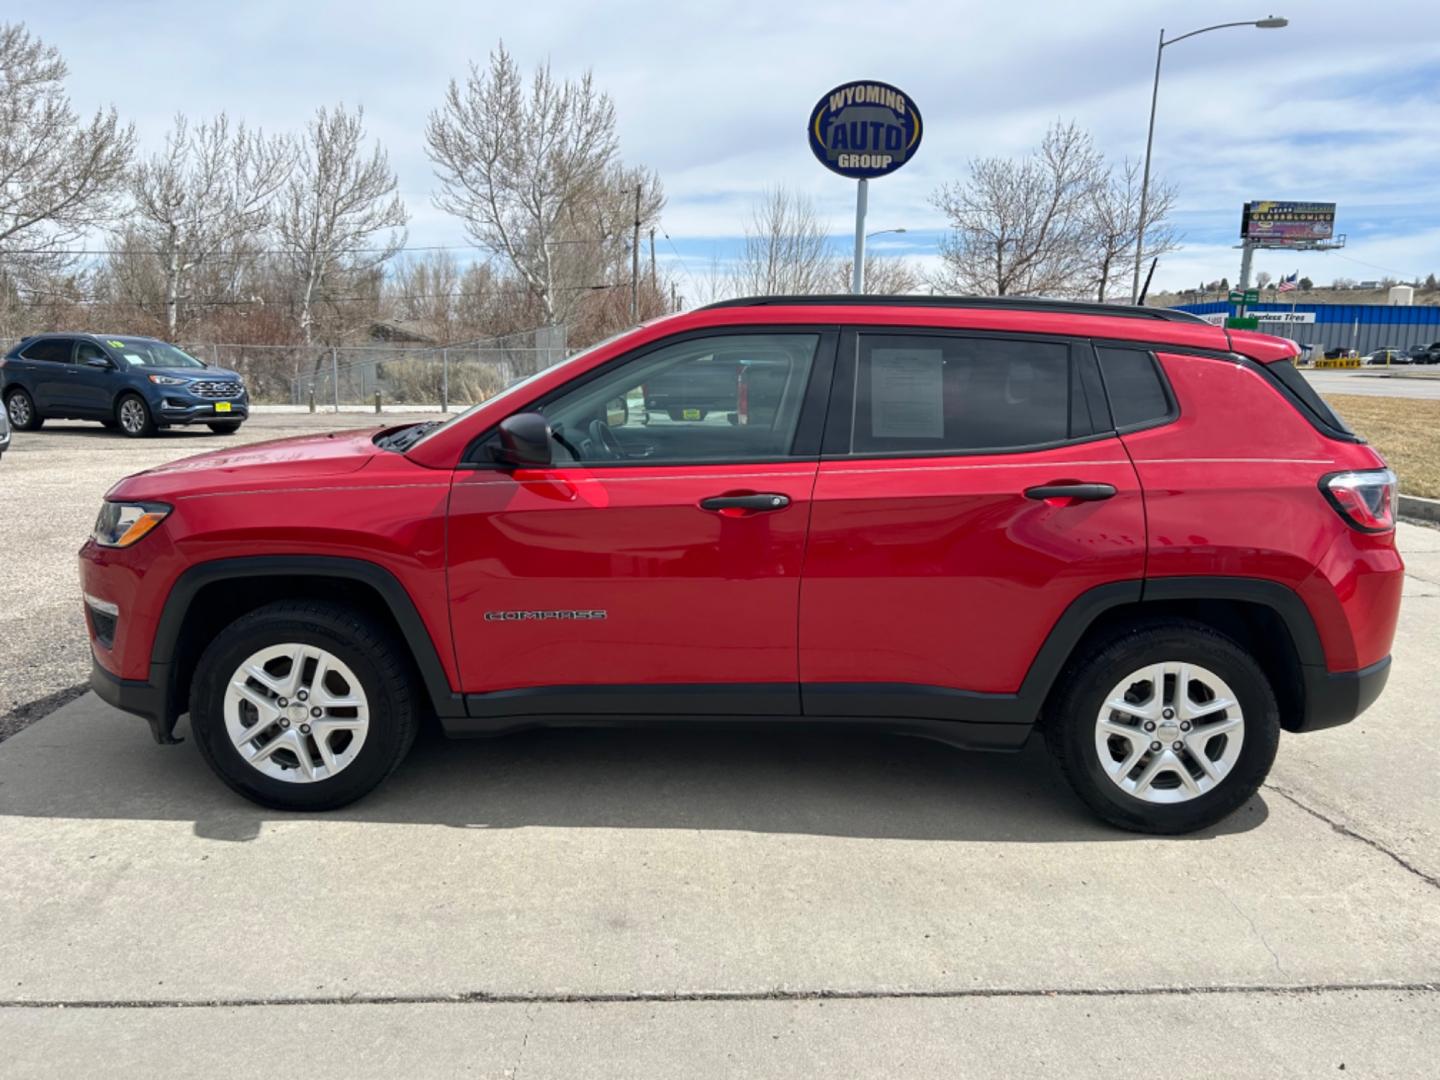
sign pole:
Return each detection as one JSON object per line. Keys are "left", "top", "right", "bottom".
{"left": 851, "top": 178, "right": 868, "bottom": 295}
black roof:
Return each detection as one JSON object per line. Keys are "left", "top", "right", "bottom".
{"left": 700, "top": 294, "right": 1209, "bottom": 324}
{"left": 16, "top": 331, "right": 161, "bottom": 344}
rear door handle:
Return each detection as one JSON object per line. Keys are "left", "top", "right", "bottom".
{"left": 699, "top": 492, "right": 791, "bottom": 512}
{"left": 1024, "top": 482, "right": 1117, "bottom": 502}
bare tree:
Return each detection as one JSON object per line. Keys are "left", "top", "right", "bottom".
{"left": 129, "top": 113, "right": 293, "bottom": 333}
{"left": 834, "top": 252, "right": 922, "bottom": 295}
{"left": 427, "top": 44, "right": 659, "bottom": 325}
{"left": 1255, "top": 270, "right": 1273, "bottom": 289}
{"left": 930, "top": 121, "right": 1104, "bottom": 297}
{"left": 1084, "top": 157, "right": 1177, "bottom": 302}
{"left": 0, "top": 23, "right": 133, "bottom": 275}
{"left": 274, "top": 104, "right": 406, "bottom": 345}
{"left": 734, "top": 187, "right": 836, "bottom": 295}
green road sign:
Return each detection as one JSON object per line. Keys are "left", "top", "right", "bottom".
{"left": 1226, "top": 316, "right": 1259, "bottom": 330}
{"left": 1228, "top": 291, "right": 1244, "bottom": 302}
{"left": 1243, "top": 290, "right": 1259, "bottom": 303}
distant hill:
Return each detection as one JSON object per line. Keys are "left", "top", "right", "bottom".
{"left": 1150, "top": 286, "right": 1440, "bottom": 308}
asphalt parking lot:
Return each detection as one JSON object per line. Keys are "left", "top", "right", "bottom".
{"left": 0, "top": 411, "right": 444, "bottom": 737}
{"left": 2, "top": 408, "right": 1438, "bottom": 1076}
{"left": 1302, "top": 367, "right": 1440, "bottom": 399}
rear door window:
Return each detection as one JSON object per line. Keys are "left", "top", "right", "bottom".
{"left": 1095, "top": 347, "right": 1174, "bottom": 429}
{"left": 848, "top": 334, "right": 1086, "bottom": 455}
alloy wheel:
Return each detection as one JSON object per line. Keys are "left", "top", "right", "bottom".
{"left": 1093, "top": 661, "right": 1245, "bottom": 804}
{"left": 118, "top": 397, "right": 148, "bottom": 434}
{"left": 223, "top": 643, "right": 371, "bottom": 783}
{"left": 7, "top": 393, "right": 31, "bottom": 426}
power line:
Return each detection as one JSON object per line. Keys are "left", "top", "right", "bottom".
{"left": 5, "top": 238, "right": 615, "bottom": 258}
{"left": 6, "top": 282, "right": 627, "bottom": 309}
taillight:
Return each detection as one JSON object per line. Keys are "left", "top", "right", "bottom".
{"left": 1321, "top": 469, "right": 1398, "bottom": 533}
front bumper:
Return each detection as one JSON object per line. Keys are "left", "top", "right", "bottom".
{"left": 155, "top": 398, "right": 248, "bottom": 425}
{"left": 1292, "top": 655, "right": 1391, "bottom": 733}
{"left": 91, "top": 655, "right": 180, "bottom": 743}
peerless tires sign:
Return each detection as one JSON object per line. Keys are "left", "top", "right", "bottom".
{"left": 808, "top": 80, "right": 923, "bottom": 179}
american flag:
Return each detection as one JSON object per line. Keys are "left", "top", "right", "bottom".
{"left": 1277, "top": 271, "right": 1299, "bottom": 293}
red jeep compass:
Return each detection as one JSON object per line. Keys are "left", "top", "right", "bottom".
{"left": 80, "top": 297, "right": 1403, "bottom": 833}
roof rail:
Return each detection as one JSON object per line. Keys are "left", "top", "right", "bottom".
{"left": 699, "top": 294, "right": 1209, "bottom": 324}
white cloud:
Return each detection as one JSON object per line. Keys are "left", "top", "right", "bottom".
{"left": 13, "top": 0, "right": 1440, "bottom": 292}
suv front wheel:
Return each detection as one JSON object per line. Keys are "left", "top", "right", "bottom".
{"left": 1045, "top": 620, "right": 1280, "bottom": 834}
{"left": 190, "top": 600, "right": 420, "bottom": 811}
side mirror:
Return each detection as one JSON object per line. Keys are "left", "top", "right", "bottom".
{"left": 495, "top": 411, "right": 552, "bottom": 468}
{"left": 84, "top": 357, "right": 114, "bottom": 370}
{"left": 605, "top": 396, "right": 628, "bottom": 427}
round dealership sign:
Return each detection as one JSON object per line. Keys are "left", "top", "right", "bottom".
{"left": 808, "top": 80, "right": 923, "bottom": 179}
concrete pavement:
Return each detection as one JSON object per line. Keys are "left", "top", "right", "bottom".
{"left": 1, "top": 524, "right": 1437, "bottom": 1075}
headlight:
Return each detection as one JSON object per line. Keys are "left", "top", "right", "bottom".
{"left": 147, "top": 375, "right": 189, "bottom": 386}
{"left": 93, "top": 501, "right": 171, "bottom": 547}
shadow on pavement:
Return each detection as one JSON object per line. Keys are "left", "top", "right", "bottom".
{"left": 0, "top": 698, "right": 1269, "bottom": 843}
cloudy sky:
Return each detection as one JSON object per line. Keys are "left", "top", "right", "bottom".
{"left": 15, "top": 0, "right": 1440, "bottom": 296}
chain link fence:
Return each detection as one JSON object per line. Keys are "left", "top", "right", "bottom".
{"left": 184, "top": 326, "right": 568, "bottom": 409}
{"left": 0, "top": 326, "right": 568, "bottom": 411}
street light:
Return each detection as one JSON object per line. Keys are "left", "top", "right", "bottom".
{"left": 854, "top": 228, "right": 907, "bottom": 293}
{"left": 1130, "top": 15, "right": 1289, "bottom": 304}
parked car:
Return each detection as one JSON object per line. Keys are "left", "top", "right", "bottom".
{"left": 1409, "top": 342, "right": 1440, "bottom": 364}
{"left": 2, "top": 333, "right": 248, "bottom": 438}
{"left": 1362, "top": 345, "right": 1411, "bottom": 365}
{"left": 82, "top": 296, "right": 1401, "bottom": 834}
{"left": 0, "top": 396, "right": 9, "bottom": 461}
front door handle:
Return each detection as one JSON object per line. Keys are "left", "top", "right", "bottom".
{"left": 699, "top": 492, "right": 791, "bottom": 513}
{"left": 1024, "top": 482, "right": 1117, "bottom": 502}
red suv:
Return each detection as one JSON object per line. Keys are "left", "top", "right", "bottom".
{"left": 81, "top": 297, "right": 1402, "bottom": 833}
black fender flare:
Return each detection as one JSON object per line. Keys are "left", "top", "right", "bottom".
{"left": 152, "top": 555, "right": 465, "bottom": 722}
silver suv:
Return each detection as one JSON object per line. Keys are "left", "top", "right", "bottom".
{"left": 0, "top": 394, "right": 10, "bottom": 460}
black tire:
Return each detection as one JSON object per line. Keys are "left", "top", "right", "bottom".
{"left": 5, "top": 388, "right": 43, "bottom": 430}
{"left": 115, "top": 393, "right": 156, "bottom": 438}
{"left": 1044, "top": 619, "right": 1280, "bottom": 835}
{"left": 190, "top": 600, "right": 420, "bottom": 811}
{"left": 207, "top": 421, "right": 242, "bottom": 435}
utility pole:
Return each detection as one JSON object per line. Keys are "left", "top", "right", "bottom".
{"left": 649, "top": 227, "right": 657, "bottom": 294}
{"left": 630, "top": 184, "right": 641, "bottom": 321}
{"left": 671, "top": 281, "right": 680, "bottom": 312}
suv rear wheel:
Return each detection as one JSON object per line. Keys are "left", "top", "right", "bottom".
{"left": 190, "top": 600, "right": 419, "bottom": 811}
{"left": 1045, "top": 620, "right": 1280, "bottom": 834}
{"left": 5, "top": 388, "right": 42, "bottom": 430}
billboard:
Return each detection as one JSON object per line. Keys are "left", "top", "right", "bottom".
{"left": 1240, "top": 201, "right": 1336, "bottom": 247}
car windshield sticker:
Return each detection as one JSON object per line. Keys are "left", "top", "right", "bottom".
{"left": 123, "top": 354, "right": 146, "bottom": 366}
{"left": 108, "top": 340, "right": 126, "bottom": 349}
{"left": 870, "top": 348, "right": 944, "bottom": 438}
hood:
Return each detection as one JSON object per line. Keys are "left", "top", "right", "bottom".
{"left": 106, "top": 427, "right": 386, "bottom": 501}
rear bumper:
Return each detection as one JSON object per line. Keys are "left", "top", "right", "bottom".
{"left": 90, "top": 655, "right": 180, "bottom": 743}
{"left": 1293, "top": 655, "right": 1391, "bottom": 733}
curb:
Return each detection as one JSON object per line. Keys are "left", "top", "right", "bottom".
{"left": 1399, "top": 494, "right": 1440, "bottom": 524}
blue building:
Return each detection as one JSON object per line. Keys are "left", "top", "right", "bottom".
{"left": 1171, "top": 301, "right": 1440, "bottom": 355}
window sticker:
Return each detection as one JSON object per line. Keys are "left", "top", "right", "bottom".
{"left": 108, "top": 341, "right": 126, "bottom": 349}
{"left": 123, "top": 354, "right": 146, "bottom": 366}
{"left": 869, "top": 347, "right": 944, "bottom": 438}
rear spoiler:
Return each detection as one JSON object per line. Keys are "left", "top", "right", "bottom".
{"left": 1225, "top": 328, "right": 1300, "bottom": 364}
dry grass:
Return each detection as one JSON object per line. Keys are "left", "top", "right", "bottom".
{"left": 1329, "top": 394, "right": 1440, "bottom": 499}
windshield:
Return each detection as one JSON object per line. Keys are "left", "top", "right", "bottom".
{"left": 106, "top": 338, "right": 206, "bottom": 369}
{"left": 406, "top": 327, "right": 637, "bottom": 450}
